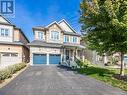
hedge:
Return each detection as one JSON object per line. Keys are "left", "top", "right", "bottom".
{"left": 0, "top": 63, "right": 26, "bottom": 81}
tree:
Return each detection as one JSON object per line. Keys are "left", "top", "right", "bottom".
{"left": 80, "top": 0, "right": 127, "bottom": 76}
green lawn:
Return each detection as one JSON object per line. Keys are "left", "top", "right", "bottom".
{"left": 76, "top": 66, "right": 127, "bottom": 91}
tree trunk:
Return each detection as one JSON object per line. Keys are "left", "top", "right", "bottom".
{"left": 120, "top": 53, "right": 124, "bottom": 76}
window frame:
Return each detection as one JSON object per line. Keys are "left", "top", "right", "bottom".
{"left": 64, "top": 35, "right": 69, "bottom": 42}
{"left": 5, "top": 29, "right": 9, "bottom": 36}
{"left": 11, "top": 53, "right": 18, "bottom": 57}
{"left": 0, "top": 28, "right": 10, "bottom": 37}
{"left": 51, "top": 31, "right": 59, "bottom": 40}
{"left": 2, "top": 53, "right": 10, "bottom": 57}
{"left": 72, "top": 36, "right": 77, "bottom": 43}
{"left": 38, "top": 31, "right": 43, "bottom": 40}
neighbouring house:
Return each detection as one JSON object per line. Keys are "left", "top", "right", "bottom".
{"left": 0, "top": 16, "right": 29, "bottom": 68}
{"left": 28, "top": 19, "right": 85, "bottom": 65}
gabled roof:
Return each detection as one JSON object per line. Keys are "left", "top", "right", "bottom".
{"left": 58, "top": 19, "right": 77, "bottom": 33}
{"left": 0, "top": 15, "right": 12, "bottom": 24}
{"left": 33, "top": 19, "right": 81, "bottom": 36}
{"left": 0, "top": 15, "right": 29, "bottom": 43}
{"left": 46, "top": 21, "right": 64, "bottom": 31}
{"left": 14, "top": 27, "right": 29, "bottom": 43}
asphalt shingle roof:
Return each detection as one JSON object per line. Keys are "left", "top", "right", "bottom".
{"left": 0, "top": 41, "right": 24, "bottom": 45}
{"left": 27, "top": 40, "right": 63, "bottom": 48}
{"left": 28, "top": 40, "right": 85, "bottom": 49}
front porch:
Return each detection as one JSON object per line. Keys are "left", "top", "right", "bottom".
{"left": 61, "top": 44, "right": 85, "bottom": 66}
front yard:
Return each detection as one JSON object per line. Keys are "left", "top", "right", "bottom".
{"left": 0, "top": 63, "right": 27, "bottom": 85}
{"left": 76, "top": 63, "right": 127, "bottom": 91}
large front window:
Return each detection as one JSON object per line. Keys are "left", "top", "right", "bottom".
{"left": 0, "top": 28, "right": 10, "bottom": 37}
{"left": 51, "top": 31, "right": 59, "bottom": 40}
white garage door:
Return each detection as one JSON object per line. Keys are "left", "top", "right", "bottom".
{"left": 0, "top": 53, "right": 20, "bottom": 67}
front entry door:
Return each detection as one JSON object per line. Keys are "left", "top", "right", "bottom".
{"left": 65, "top": 50, "right": 69, "bottom": 60}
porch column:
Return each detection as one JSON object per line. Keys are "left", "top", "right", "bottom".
{"left": 72, "top": 50, "right": 75, "bottom": 61}
{"left": 62, "top": 47, "right": 64, "bottom": 62}
{"left": 82, "top": 49, "right": 85, "bottom": 62}
{"left": 63, "top": 47, "right": 66, "bottom": 62}
{"left": 76, "top": 49, "right": 78, "bottom": 58}
{"left": 74, "top": 47, "right": 77, "bottom": 59}
{"left": 103, "top": 53, "right": 108, "bottom": 64}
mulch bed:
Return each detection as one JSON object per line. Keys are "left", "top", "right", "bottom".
{"left": 113, "top": 74, "right": 127, "bottom": 82}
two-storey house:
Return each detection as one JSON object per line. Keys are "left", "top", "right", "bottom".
{"left": 28, "top": 19, "right": 85, "bottom": 65}
{"left": 0, "top": 16, "right": 29, "bottom": 68}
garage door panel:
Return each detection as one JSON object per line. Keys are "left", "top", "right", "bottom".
{"left": 0, "top": 53, "right": 20, "bottom": 67}
{"left": 33, "top": 54, "right": 47, "bottom": 64}
{"left": 49, "top": 54, "right": 61, "bottom": 64}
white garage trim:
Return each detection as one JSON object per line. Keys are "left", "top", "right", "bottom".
{"left": 47, "top": 53, "right": 49, "bottom": 65}
{"left": 0, "top": 52, "right": 21, "bottom": 68}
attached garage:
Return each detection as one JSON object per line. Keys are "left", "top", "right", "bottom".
{"left": 33, "top": 54, "right": 47, "bottom": 64}
{"left": 49, "top": 54, "right": 61, "bottom": 64}
{"left": 0, "top": 52, "right": 20, "bottom": 67}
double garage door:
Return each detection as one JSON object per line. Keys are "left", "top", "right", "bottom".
{"left": 33, "top": 54, "right": 61, "bottom": 65}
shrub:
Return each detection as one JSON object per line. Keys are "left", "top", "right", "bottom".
{"left": 0, "top": 63, "right": 26, "bottom": 81}
{"left": 76, "top": 59, "right": 84, "bottom": 68}
{"left": 0, "top": 69, "right": 12, "bottom": 80}
{"left": 76, "top": 59, "right": 92, "bottom": 68}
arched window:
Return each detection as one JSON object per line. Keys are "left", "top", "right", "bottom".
{"left": 51, "top": 31, "right": 59, "bottom": 40}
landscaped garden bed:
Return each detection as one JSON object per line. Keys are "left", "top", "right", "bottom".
{"left": 0, "top": 63, "right": 26, "bottom": 83}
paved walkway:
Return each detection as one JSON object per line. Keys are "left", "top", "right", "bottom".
{"left": 0, "top": 65, "right": 127, "bottom": 95}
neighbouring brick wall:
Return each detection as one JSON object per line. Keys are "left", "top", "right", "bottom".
{"left": 22, "top": 46, "right": 29, "bottom": 63}
{"left": 0, "top": 45, "right": 23, "bottom": 64}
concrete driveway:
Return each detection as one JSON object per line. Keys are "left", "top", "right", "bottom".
{"left": 0, "top": 65, "right": 127, "bottom": 95}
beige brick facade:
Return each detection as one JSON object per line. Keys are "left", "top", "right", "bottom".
{"left": 0, "top": 16, "right": 29, "bottom": 68}
{"left": 30, "top": 47, "right": 62, "bottom": 65}
{"left": 29, "top": 20, "right": 85, "bottom": 65}
{"left": 0, "top": 45, "right": 29, "bottom": 68}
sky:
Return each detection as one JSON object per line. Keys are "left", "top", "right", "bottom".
{"left": 9, "top": 0, "right": 81, "bottom": 42}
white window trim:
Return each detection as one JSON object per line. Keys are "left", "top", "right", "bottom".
{"left": 0, "top": 28, "right": 10, "bottom": 37}
{"left": 72, "top": 36, "right": 77, "bottom": 43}
{"left": 64, "top": 35, "right": 69, "bottom": 42}
{"left": 50, "top": 30, "right": 60, "bottom": 40}
{"left": 38, "top": 31, "right": 43, "bottom": 40}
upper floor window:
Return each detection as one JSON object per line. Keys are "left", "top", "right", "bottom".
{"left": 38, "top": 32, "right": 43, "bottom": 40}
{"left": 72, "top": 37, "right": 77, "bottom": 43}
{"left": 64, "top": 35, "right": 69, "bottom": 42}
{"left": 0, "top": 28, "right": 10, "bottom": 37}
{"left": 51, "top": 31, "right": 59, "bottom": 40}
